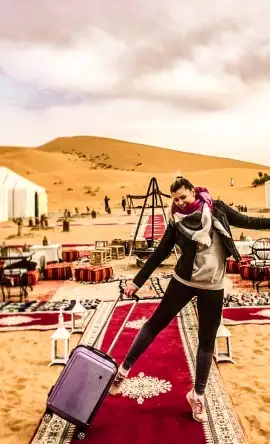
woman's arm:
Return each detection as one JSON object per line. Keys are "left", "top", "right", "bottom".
{"left": 222, "top": 202, "right": 270, "bottom": 230}
{"left": 132, "top": 222, "right": 176, "bottom": 288}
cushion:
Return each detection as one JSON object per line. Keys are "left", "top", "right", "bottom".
{"left": 239, "top": 264, "right": 270, "bottom": 281}
{"left": 226, "top": 255, "right": 252, "bottom": 274}
{"left": 43, "top": 262, "right": 73, "bottom": 280}
{"left": 62, "top": 249, "right": 80, "bottom": 262}
{"left": 74, "top": 265, "right": 113, "bottom": 282}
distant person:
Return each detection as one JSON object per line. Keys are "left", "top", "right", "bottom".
{"left": 86, "top": 206, "right": 90, "bottom": 214}
{"left": 109, "top": 175, "right": 270, "bottom": 423}
{"left": 104, "top": 196, "right": 110, "bottom": 212}
{"left": 230, "top": 178, "right": 234, "bottom": 186}
{"left": 121, "top": 196, "right": 126, "bottom": 211}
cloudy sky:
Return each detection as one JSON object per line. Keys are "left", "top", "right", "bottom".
{"left": 1, "top": 0, "right": 270, "bottom": 165}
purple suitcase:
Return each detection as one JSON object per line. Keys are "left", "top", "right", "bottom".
{"left": 45, "top": 295, "right": 139, "bottom": 440}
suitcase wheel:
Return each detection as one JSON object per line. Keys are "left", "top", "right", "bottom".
{"left": 77, "top": 431, "right": 86, "bottom": 440}
{"left": 44, "top": 412, "right": 52, "bottom": 423}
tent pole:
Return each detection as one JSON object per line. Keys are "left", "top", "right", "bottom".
{"left": 151, "top": 180, "right": 155, "bottom": 248}
{"left": 155, "top": 180, "right": 179, "bottom": 261}
{"left": 126, "top": 178, "right": 154, "bottom": 269}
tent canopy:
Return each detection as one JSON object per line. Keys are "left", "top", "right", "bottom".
{"left": 0, "top": 166, "right": 48, "bottom": 221}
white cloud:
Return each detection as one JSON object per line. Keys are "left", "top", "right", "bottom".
{"left": 0, "top": 0, "right": 270, "bottom": 165}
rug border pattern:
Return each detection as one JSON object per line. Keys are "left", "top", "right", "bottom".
{"left": 178, "top": 303, "right": 246, "bottom": 444}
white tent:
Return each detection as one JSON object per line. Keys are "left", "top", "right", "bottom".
{"left": 266, "top": 180, "right": 270, "bottom": 209}
{"left": 0, "top": 167, "right": 48, "bottom": 222}
{"left": 0, "top": 187, "right": 9, "bottom": 222}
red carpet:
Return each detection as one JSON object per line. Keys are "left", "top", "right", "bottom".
{"left": 72, "top": 302, "right": 206, "bottom": 444}
{"left": 143, "top": 214, "right": 166, "bottom": 240}
{"left": 223, "top": 306, "right": 270, "bottom": 325}
{"left": 0, "top": 312, "right": 81, "bottom": 331}
{"left": 30, "top": 301, "right": 246, "bottom": 444}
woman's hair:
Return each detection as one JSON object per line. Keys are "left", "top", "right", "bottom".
{"left": 170, "top": 176, "right": 194, "bottom": 193}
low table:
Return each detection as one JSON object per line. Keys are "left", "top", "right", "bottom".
{"left": 110, "top": 245, "right": 125, "bottom": 260}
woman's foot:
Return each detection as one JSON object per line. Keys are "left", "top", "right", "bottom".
{"left": 108, "top": 363, "right": 130, "bottom": 396}
{"left": 186, "top": 389, "right": 208, "bottom": 423}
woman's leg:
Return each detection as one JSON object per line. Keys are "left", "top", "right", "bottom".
{"left": 122, "top": 278, "right": 194, "bottom": 370}
{"left": 195, "top": 289, "right": 224, "bottom": 396}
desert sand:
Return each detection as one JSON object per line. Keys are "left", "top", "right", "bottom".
{"left": 0, "top": 136, "right": 270, "bottom": 444}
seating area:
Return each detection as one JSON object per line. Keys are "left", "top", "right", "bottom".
{"left": 226, "top": 238, "right": 270, "bottom": 292}
{"left": 0, "top": 240, "right": 127, "bottom": 302}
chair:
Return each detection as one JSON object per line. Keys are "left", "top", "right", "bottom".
{"left": 0, "top": 247, "right": 29, "bottom": 301}
{"left": 250, "top": 238, "right": 270, "bottom": 291}
{"left": 252, "top": 238, "right": 270, "bottom": 264}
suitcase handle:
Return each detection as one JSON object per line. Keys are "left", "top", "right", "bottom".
{"left": 107, "top": 294, "right": 139, "bottom": 356}
{"left": 91, "top": 293, "right": 139, "bottom": 350}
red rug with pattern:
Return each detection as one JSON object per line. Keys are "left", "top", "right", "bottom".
{"left": 0, "top": 311, "right": 77, "bottom": 331}
{"left": 143, "top": 214, "right": 166, "bottom": 240}
{"left": 72, "top": 302, "right": 206, "bottom": 444}
{"left": 223, "top": 306, "right": 270, "bottom": 325}
{"left": 30, "top": 301, "right": 245, "bottom": 444}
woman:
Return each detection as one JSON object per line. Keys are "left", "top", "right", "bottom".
{"left": 109, "top": 176, "right": 270, "bottom": 422}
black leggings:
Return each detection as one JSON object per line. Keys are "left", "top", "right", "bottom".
{"left": 123, "top": 277, "right": 224, "bottom": 395}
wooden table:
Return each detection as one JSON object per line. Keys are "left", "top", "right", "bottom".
{"left": 110, "top": 245, "right": 125, "bottom": 260}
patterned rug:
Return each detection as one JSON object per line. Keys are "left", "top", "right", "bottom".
{"left": 143, "top": 214, "right": 166, "bottom": 240}
{"left": 0, "top": 299, "right": 100, "bottom": 331}
{"left": 0, "top": 312, "right": 90, "bottom": 332}
{"left": 119, "top": 276, "right": 168, "bottom": 300}
{"left": 0, "top": 299, "right": 100, "bottom": 313}
{"left": 223, "top": 306, "right": 270, "bottom": 325}
{"left": 223, "top": 292, "right": 270, "bottom": 307}
{"left": 30, "top": 301, "right": 245, "bottom": 444}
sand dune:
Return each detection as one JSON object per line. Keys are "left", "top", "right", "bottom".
{"left": 1, "top": 136, "right": 270, "bottom": 212}
{"left": 37, "top": 136, "right": 270, "bottom": 172}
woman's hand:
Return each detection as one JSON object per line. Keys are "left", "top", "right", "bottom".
{"left": 124, "top": 282, "right": 138, "bottom": 298}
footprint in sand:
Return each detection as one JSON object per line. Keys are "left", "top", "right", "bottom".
{"left": 243, "top": 386, "right": 257, "bottom": 394}
{"left": 17, "top": 377, "right": 28, "bottom": 384}
{"left": 261, "top": 394, "right": 270, "bottom": 404}
{"left": 255, "top": 380, "right": 265, "bottom": 389}
{"left": 253, "top": 349, "right": 263, "bottom": 355}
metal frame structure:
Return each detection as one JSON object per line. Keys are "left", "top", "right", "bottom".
{"left": 127, "top": 177, "right": 178, "bottom": 267}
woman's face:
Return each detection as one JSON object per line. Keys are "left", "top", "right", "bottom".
{"left": 171, "top": 186, "right": 196, "bottom": 210}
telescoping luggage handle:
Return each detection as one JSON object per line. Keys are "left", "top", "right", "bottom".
{"left": 91, "top": 293, "right": 139, "bottom": 352}
{"left": 107, "top": 294, "right": 139, "bottom": 356}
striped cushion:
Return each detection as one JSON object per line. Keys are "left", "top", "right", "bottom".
{"left": 25, "top": 270, "right": 40, "bottom": 286}
{"left": 62, "top": 249, "right": 80, "bottom": 262}
{"left": 226, "top": 258, "right": 238, "bottom": 274}
{"left": 74, "top": 265, "right": 113, "bottom": 282}
{"left": 226, "top": 255, "right": 252, "bottom": 274}
{"left": 239, "top": 264, "right": 270, "bottom": 281}
{"left": 62, "top": 249, "right": 92, "bottom": 262}
{"left": 44, "top": 263, "right": 73, "bottom": 280}
{"left": 4, "top": 269, "right": 40, "bottom": 287}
